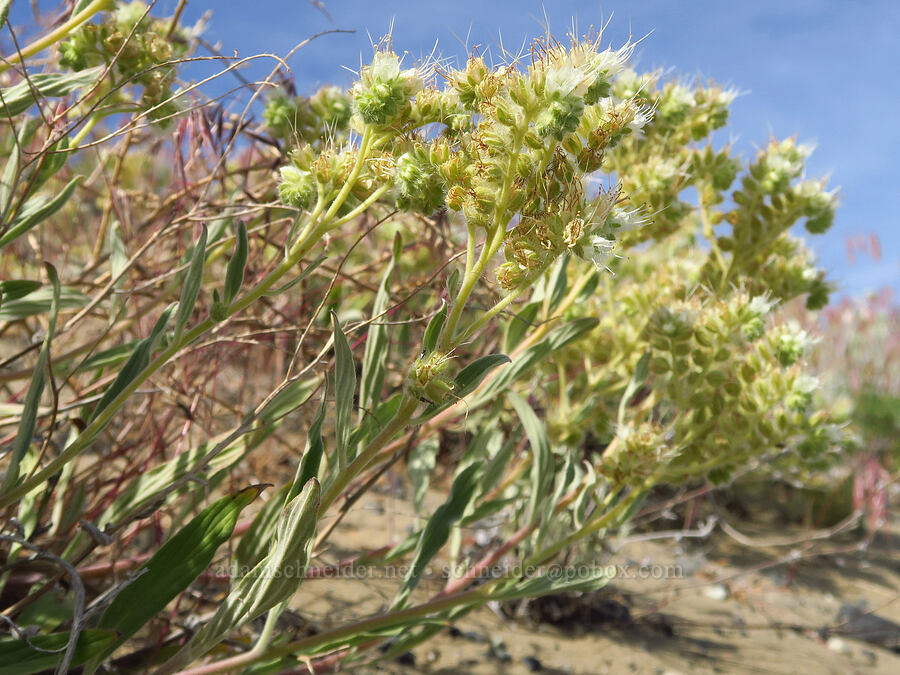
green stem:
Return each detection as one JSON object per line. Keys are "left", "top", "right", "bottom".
{"left": 438, "top": 222, "right": 506, "bottom": 352}
{"left": 319, "top": 128, "right": 373, "bottom": 224}
{"left": 463, "top": 219, "right": 476, "bottom": 279}
{"left": 328, "top": 182, "right": 390, "bottom": 229}
{"left": 0, "top": 0, "right": 110, "bottom": 74}
{"left": 70, "top": 113, "right": 102, "bottom": 149}
{"left": 438, "top": 125, "right": 524, "bottom": 352}
{"left": 456, "top": 287, "right": 522, "bottom": 345}
{"left": 318, "top": 394, "right": 418, "bottom": 514}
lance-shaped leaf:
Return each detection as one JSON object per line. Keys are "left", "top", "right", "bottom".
{"left": 0, "top": 285, "right": 89, "bottom": 322}
{"left": 75, "top": 340, "right": 140, "bottom": 374}
{"left": 97, "top": 430, "right": 252, "bottom": 529}
{"left": 331, "top": 311, "right": 355, "bottom": 469}
{"left": 359, "top": 233, "right": 398, "bottom": 420}
{"left": 446, "top": 268, "right": 461, "bottom": 300}
{"left": 1, "top": 264, "right": 58, "bottom": 493}
{"left": 32, "top": 135, "right": 71, "bottom": 193}
{"left": 0, "top": 117, "right": 39, "bottom": 216}
{"left": 546, "top": 254, "right": 569, "bottom": 311}
{"left": 393, "top": 463, "right": 481, "bottom": 610}
{"left": 89, "top": 304, "right": 175, "bottom": 422}
{"left": 0, "top": 629, "right": 116, "bottom": 675}
{"left": 0, "top": 280, "right": 41, "bottom": 302}
{"left": 0, "top": 176, "right": 82, "bottom": 247}
{"left": 422, "top": 302, "right": 446, "bottom": 354}
{"left": 454, "top": 354, "right": 511, "bottom": 398}
{"left": 503, "top": 301, "right": 540, "bottom": 353}
{"left": 174, "top": 225, "right": 208, "bottom": 339}
{"left": 162, "top": 481, "right": 320, "bottom": 671}
{"left": 0, "top": 68, "right": 103, "bottom": 118}
{"left": 222, "top": 221, "right": 248, "bottom": 304}
{"left": 508, "top": 392, "right": 553, "bottom": 525}
{"left": 257, "top": 377, "right": 318, "bottom": 425}
{"left": 617, "top": 350, "right": 651, "bottom": 428}
{"left": 473, "top": 317, "right": 598, "bottom": 406}
{"left": 264, "top": 254, "right": 327, "bottom": 295}
{"left": 94, "top": 487, "right": 260, "bottom": 658}
{"left": 408, "top": 438, "right": 439, "bottom": 512}
{"left": 235, "top": 390, "right": 326, "bottom": 571}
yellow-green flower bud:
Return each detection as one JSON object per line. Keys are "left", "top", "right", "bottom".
{"left": 353, "top": 50, "right": 424, "bottom": 128}
{"left": 534, "top": 94, "right": 584, "bottom": 140}
{"left": 278, "top": 166, "right": 316, "bottom": 210}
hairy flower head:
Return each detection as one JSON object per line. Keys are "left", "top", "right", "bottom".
{"left": 352, "top": 50, "right": 426, "bottom": 128}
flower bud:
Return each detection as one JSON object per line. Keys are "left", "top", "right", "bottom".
{"left": 534, "top": 94, "right": 584, "bottom": 140}
{"left": 278, "top": 166, "right": 316, "bottom": 210}
{"left": 352, "top": 50, "right": 424, "bottom": 128}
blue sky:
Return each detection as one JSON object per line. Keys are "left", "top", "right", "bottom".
{"left": 11, "top": 1, "right": 900, "bottom": 296}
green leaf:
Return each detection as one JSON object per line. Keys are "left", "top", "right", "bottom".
{"left": 617, "top": 351, "right": 651, "bottom": 428}
{"left": 32, "top": 136, "right": 70, "bottom": 192}
{"left": 408, "top": 438, "right": 439, "bottom": 512}
{"left": 234, "top": 486, "right": 289, "bottom": 573}
{"left": 89, "top": 304, "right": 175, "bottom": 422}
{"left": 0, "top": 68, "right": 103, "bottom": 118}
{"left": 536, "top": 453, "right": 578, "bottom": 547}
{"left": 237, "top": 389, "right": 326, "bottom": 572}
{"left": 503, "top": 301, "right": 540, "bottom": 353}
{"left": 107, "top": 220, "right": 127, "bottom": 279}
{"left": 0, "top": 176, "right": 83, "bottom": 247}
{"left": 446, "top": 268, "right": 461, "bottom": 299}
{"left": 0, "top": 280, "right": 41, "bottom": 302}
{"left": 0, "top": 629, "right": 116, "bottom": 675}
{"left": 508, "top": 392, "right": 553, "bottom": 524}
{"left": 478, "top": 432, "right": 515, "bottom": 496}
{"left": 164, "top": 481, "right": 320, "bottom": 670}
{"left": 331, "top": 311, "right": 356, "bottom": 469}
{"left": 393, "top": 463, "right": 481, "bottom": 609}
{"left": 473, "top": 318, "right": 598, "bottom": 406}
{"left": 1, "top": 264, "right": 58, "bottom": 493}
{"left": 576, "top": 269, "right": 602, "bottom": 302}
{"left": 359, "top": 233, "right": 397, "bottom": 420}
{"left": 454, "top": 353, "right": 511, "bottom": 398}
{"left": 258, "top": 377, "right": 318, "bottom": 425}
{"left": 422, "top": 303, "right": 446, "bottom": 354}
{"left": 546, "top": 254, "right": 569, "bottom": 311}
{"left": 223, "top": 221, "right": 248, "bottom": 304}
{"left": 175, "top": 225, "right": 207, "bottom": 339}
{"left": 75, "top": 340, "right": 140, "bottom": 374}
{"left": 96, "top": 487, "right": 261, "bottom": 657}
{"left": 264, "top": 254, "right": 327, "bottom": 295}
{"left": 293, "top": 388, "right": 327, "bottom": 495}
{"left": 0, "top": 118, "right": 38, "bottom": 215}
{"left": 0, "top": 1, "right": 12, "bottom": 26}
{"left": 98, "top": 431, "right": 252, "bottom": 529}
{"left": 0, "top": 285, "right": 89, "bottom": 322}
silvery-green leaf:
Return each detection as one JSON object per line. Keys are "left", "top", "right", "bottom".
{"left": 331, "top": 311, "right": 356, "bottom": 469}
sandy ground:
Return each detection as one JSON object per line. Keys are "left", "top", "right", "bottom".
{"left": 285, "top": 484, "right": 900, "bottom": 675}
